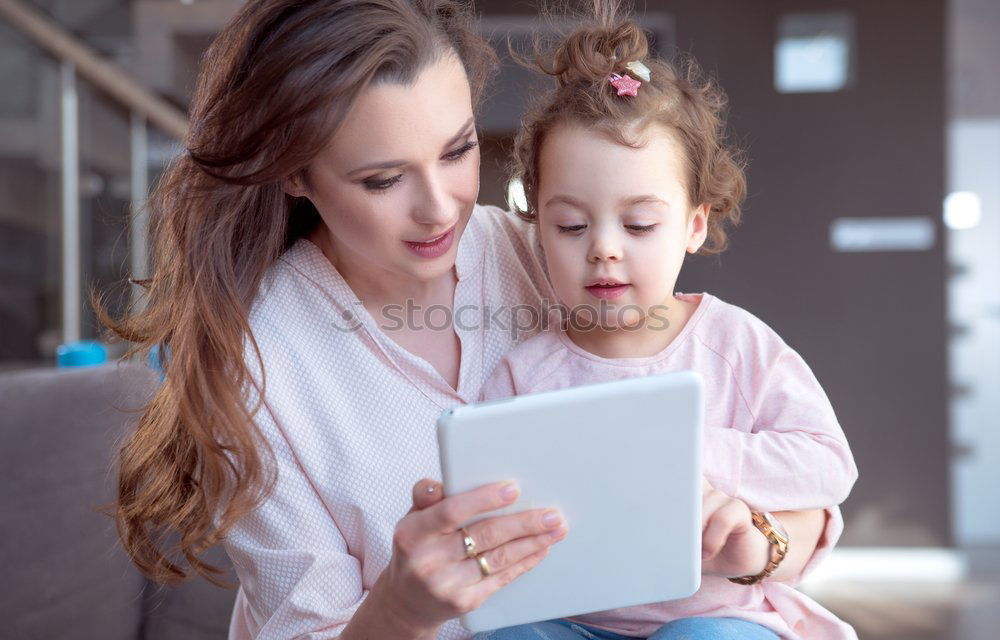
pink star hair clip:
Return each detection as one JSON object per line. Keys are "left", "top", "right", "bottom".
{"left": 608, "top": 61, "right": 650, "bottom": 97}
{"left": 609, "top": 72, "right": 640, "bottom": 97}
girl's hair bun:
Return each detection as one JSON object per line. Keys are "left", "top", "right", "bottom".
{"left": 551, "top": 22, "right": 648, "bottom": 86}
{"left": 511, "top": 0, "right": 748, "bottom": 256}
{"left": 538, "top": 1, "right": 649, "bottom": 87}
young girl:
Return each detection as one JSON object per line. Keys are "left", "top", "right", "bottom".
{"left": 476, "top": 3, "right": 859, "bottom": 639}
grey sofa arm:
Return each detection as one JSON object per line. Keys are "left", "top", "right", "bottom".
{"left": 0, "top": 364, "right": 235, "bottom": 640}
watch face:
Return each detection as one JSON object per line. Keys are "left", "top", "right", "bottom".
{"left": 763, "top": 512, "right": 789, "bottom": 540}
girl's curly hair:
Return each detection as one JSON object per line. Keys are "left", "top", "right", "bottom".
{"left": 511, "top": 0, "right": 747, "bottom": 255}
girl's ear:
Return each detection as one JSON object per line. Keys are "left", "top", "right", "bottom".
{"left": 686, "top": 203, "right": 710, "bottom": 254}
{"left": 283, "top": 168, "right": 311, "bottom": 198}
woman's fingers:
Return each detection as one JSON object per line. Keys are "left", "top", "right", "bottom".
{"left": 438, "top": 528, "right": 566, "bottom": 595}
{"left": 410, "top": 478, "right": 445, "bottom": 513}
{"left": 476, "top": 527, "right": 567, "bottom": 578}
{"left": 414, "top": 481, "right": 520, "bottom": 535}
{"left": 466, "top": 546, "right": 552, "bottom": 607}
{"left": 419, "top": 545, "right": 554, "bottom": 618}
{"left": 441, "top": 507, "right": 564, "bottom": 562}
{"left": 392, "top": 481, "right": 566, "bottom": 619}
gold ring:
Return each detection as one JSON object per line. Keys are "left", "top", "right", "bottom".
{"left": 460, "top": 527, "right": 477, "bottom": 559}
{"left": 476, "top": 554, "right": 491, "bottom": 577}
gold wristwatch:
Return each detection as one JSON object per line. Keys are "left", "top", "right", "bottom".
{"left": 728, "top": 511, "right": 789, "bottom": 585}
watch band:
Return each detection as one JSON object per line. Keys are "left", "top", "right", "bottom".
{"left": 728, "top": 511, "right": 789, "bottom": 586}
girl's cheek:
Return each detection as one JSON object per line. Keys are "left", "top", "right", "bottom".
{"left": 547, "top": 257, "right": 571, "bottom": 297}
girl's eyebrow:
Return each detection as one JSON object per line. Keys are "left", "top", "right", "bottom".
{"left": 621, "top": 195, "right": 670, "bottom": 208}
{"left": 544, "top": 194, "right": 669, "bottom": 209}
{"left": 544, "top": 194, "right": 587, "bottom": 209}
{"left": 346, "top": 116, "right": 475, "bottom": 177}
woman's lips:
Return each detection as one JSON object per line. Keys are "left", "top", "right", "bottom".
{"left": 404, "top": 225, "right": 456, "bottom": 259}
{"left": 585, "top": 283, "right": 631, "bottom": 299}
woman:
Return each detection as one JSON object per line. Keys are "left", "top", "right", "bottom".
{"left": 104, "top": 1, "right": 837, "bottom": 638}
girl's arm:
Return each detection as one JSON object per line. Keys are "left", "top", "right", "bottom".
{"left": 703, "top": 316, "right": 859, "bottom": 512}
{"left": 702, "top": 479, "right": 832, "bottom": 583}
{"left": 764, "top": 508, "right": 827, "bottom": 582}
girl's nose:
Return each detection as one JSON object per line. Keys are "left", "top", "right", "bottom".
{"left": 588, "top": 232, "right": 623, "bottom": 263}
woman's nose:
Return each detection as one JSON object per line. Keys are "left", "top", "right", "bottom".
{"left": 412, "top": 171, "right": 453, "bottom": 226}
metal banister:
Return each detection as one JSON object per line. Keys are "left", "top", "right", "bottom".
{"left": 0, "top": 0, "right": 188, "bottom": 140}
{"left": 0, "top": 0, "right": 191, "bottom": 341}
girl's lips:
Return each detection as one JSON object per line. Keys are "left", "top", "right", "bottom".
{"left": 585, "top": 283, "right": 631, "bottom": 299}
{"left": 404, "top": 226, "right": 456, "bottom": 258}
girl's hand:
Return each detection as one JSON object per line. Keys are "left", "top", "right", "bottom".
{"left": 700, "top": 478, "right": 770, "bottom": 579}
{"left": 373, "top": 478, "right": 568, "bottom": 637}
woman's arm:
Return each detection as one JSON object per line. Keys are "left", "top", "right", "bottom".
{"left": 222, "top": 402, "right": 378, "bottom": 639}
{"left": 340, "top": 578, "right": 438, "bottom": 640}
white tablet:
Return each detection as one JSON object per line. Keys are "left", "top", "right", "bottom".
{"left": 437, "top": 370, "right": 704, "bottom": 633}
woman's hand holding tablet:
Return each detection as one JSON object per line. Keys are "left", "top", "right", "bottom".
{"left": 366, "top": 478, "right": 569, "bottom": 637}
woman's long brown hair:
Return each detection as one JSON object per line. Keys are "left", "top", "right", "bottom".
{"left": 97, "top": 0, "right": 496, "bottom": 585}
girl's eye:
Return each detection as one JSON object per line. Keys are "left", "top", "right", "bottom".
{"left": 557, "top": 224, "right": 587, "bottom": 233}
{"left": 363, "top": 174, "right": 402, "bottom": 192}
{"left": 444, "top": 140, "right": 478, "bottom": 162}
{"left": 626, "top": 224, "right": 657, "bottom": 233}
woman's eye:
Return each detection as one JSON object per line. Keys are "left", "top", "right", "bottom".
{"left": 361, "top": 140, "right": 476, "bottom": 192}
{"left": 363, "top": 175, "right": 403, "bottom": 192}
{"left": 626, "top": 224, "right": 657, "bottom": 233}
{"left": 557, "top": 224, "right": 587, "bottom": 233}
{"left": 444, "top": 140, "right": 478, "bottom": 162}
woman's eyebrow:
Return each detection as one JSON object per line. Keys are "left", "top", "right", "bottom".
{"left": 346, "top": 116, "right": 475, "bottom": 177}
{"left": 441, "top": 116, "right": 476, "bottom": 151}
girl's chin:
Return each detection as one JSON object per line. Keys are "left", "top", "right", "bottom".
{"left": 567, "top": 306, "right": 646, "bottom": 330}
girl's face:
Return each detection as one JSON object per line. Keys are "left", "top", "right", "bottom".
{"left": 285, "top": 54, "right": 480, "bottom": 290}
{"left": 536, "top": 123, "right": 708, "bottom": 330}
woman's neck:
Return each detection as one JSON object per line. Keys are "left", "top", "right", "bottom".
{"left": 309, "top": 227, "right": 457, "bottom": 319}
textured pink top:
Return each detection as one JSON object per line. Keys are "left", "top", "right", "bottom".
{"left": 224, "top": 205, "right": 559, "bottom": 639}
{"left": 478, "top": 292, "right": 859, "bottom": 639}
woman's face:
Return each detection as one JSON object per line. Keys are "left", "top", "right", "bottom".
{"left": 286, "top": 53, "right": 480, "bottom": 289}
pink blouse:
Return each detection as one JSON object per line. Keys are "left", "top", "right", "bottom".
{"left": 223, "top": 203, "right": 854, "bottom": 639}
{"left": 478, "top": 292, "right": 859, "bottom": 639}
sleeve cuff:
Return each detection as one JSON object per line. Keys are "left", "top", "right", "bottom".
{"left": 785, "top": 506, "right": 843, "bottom": 586}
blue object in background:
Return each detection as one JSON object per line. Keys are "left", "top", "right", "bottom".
{"left": 148, "top": 343, "right": 168, "bottom": 382}
{"left": 56, "top": 341, "right": 107, "bottom": 368}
